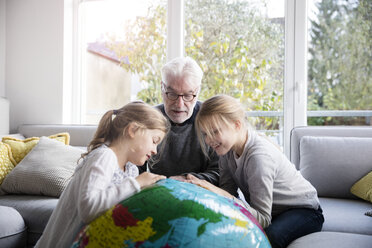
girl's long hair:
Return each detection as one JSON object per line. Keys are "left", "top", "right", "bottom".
{"left": 195, "top": 94, "right": 247, "bottom": 158}
{"left": 80, "top": 101, "right": 170, "bottom": 163}
{"left": 196, "top": 94, "right": 281, "bottom": 156}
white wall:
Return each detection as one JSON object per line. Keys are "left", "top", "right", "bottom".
{"left": 0, "top": 0, "right": 5, "bottom": 97}
{"left": 6, "top": 0, "right": 64, "bottom": 132}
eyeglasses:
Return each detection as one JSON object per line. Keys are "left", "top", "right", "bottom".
{"left": 164, "top": 92, "right": 197, "bottom": 102}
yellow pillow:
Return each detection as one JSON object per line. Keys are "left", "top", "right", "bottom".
{"left": 351, "top": 170, "right": 372, "bottom": 203}
{"left": 2, "top": 133, "right": 70, "bottom": 165}
{"left": 0, "top": 142, "right": 15, "bottom": 184}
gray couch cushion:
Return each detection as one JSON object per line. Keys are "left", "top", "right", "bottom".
{"left": 299, "top": 136, "right": 372, "bottom": 198}
{"left": 0, "top": 206, "right": 27, "bottom": 247}
{"left": 320, "top": 197, "right": 372, "bottom": 235}
{"left": 0, "top": 195, "right": 58, "bottom": 245}
{"left": 290, "top": 126, "right": 372, "bottom": 169}
{"left": 18, "top": 124, "right": 97, "bottom": 147}
{"left": 288, "top": 231, "right": 372, "bottom": 248}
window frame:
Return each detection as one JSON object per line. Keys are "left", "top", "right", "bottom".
{"left": 283, "top": 0, "right": 308, "bottom": 157}
{"left": 65, "top": 0, "right": 84, "bottom": 124}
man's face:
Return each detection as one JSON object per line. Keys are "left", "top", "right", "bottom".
{"left": 162, "top": 78, "right": 199, "bottom": 124}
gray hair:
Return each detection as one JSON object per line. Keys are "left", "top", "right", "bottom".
{"left": 161, "top": 57, "right": 203, "bottom": 87}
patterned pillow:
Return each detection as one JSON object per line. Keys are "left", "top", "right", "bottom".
{"left": 2, "top": 133, "right": 70, "bottom": 165}
{"left": 0, "top": 137, "right": 83, "bottom": 197}
{"left": 0, "top": 142, "right": 15, "bottom": 184}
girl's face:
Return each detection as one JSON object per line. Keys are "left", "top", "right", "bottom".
{"left": 128, "top": 128, "right": 165, "bottom": 165}
{"left": 202, "top": 121, "right": 239, "bottom": 156}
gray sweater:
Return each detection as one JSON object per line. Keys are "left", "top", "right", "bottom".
{"left": 139, "top": 101, "right": 219, "bottom": 185}
{"left": 220, "top": 130, "right": 320, "bottom": 228}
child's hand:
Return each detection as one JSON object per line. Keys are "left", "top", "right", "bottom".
{"left": 186, "top": 174, "right": 233, "bottom": 199}
{"left": 136, "top": 172, "right": 166, "bottom": 189}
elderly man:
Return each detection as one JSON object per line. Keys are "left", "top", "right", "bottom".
{"left": 140, "top": 57, "right": 219, "bottom": 185}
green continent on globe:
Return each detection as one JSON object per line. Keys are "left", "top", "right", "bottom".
{"left": 122, "top": 184, "right": 225, "bottom": 241}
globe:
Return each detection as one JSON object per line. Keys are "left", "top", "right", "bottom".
{"left": 72, "top": 178, "right": 271, "bottom": 248}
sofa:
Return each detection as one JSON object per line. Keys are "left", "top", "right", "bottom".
{"left": 287, "top": 126, "right": 372, "bottom": 248}
{"left": 1, "top": 124, "right": 372, "bottom": 247}
{"left": 0, "top": 124, "right": 97, "bottom": 248}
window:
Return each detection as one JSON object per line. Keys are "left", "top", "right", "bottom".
{"left": 77, "top": 0, "right": 166, "bottom": 124}
{"left": 307, "top": 0, "right": 372, "bottom": 126}
{"left": 72, "top": 0, "right": 371, "bottom": 155}
{"left": 75, "top": 0, "right": 286, "bottom": 145}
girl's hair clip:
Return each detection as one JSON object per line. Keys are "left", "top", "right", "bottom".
{"left": 113, "top": 109, "right": 119, "bottom": 115}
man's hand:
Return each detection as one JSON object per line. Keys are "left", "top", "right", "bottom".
{"left": 169, "top": 175, "right": 188, "bottom": 182}
{"left": 186, "top": 174, "right": 233, "bottom": 199}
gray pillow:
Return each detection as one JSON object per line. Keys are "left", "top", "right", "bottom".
{"left": 0, "top": 136, "right": 84, "bottom": 197}
{"left": 299, "top": 136, "right": 372, "bottom": 199}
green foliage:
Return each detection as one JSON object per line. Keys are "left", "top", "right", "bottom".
{"left": 308, "top": 0, "right": 372, "bottom": 125}
{"left": 185, "top": 0, "right": 283, "bottom": 108}
{"left": 184, "top": 0, "right": 284, "bottom": 130}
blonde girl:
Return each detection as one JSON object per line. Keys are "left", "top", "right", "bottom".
{"left": 188, "top": 95, "right": 324, "bottom": 248}
{"left": 36, "top": 101, "right": 170, "bottom": 248}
